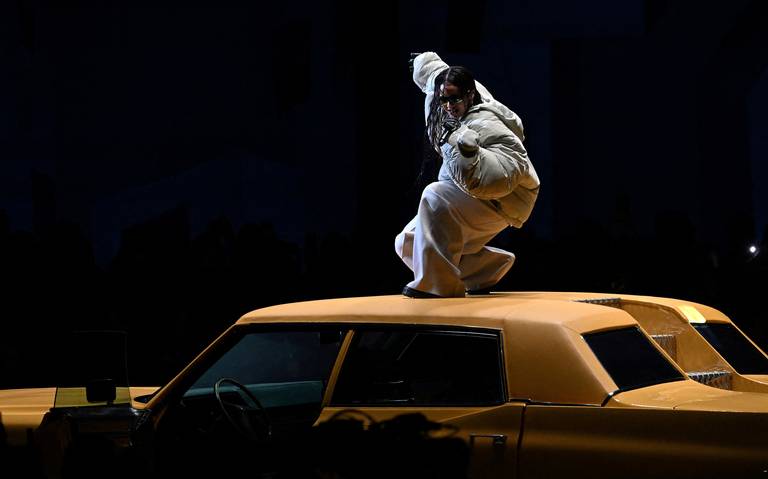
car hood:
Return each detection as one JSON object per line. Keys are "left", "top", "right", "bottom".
{"left": 0, "top": 386, "right": 159, "bottom": 447}
{"left": 0, "top": 387, "right": 57, "bottom": 419}
{"left": 610, "top": 380, "right": 768, "bottom": 412}
{"left": 0, "top": 388, "right": 57, "bottom": 446}
{"left": 0, "top": 386, "right": 160, "bottom": 411}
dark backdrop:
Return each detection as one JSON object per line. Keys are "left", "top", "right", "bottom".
{"left": 1, "top": 0, "right": 767, "bottom": 387}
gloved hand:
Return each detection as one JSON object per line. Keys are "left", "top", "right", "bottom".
{"left": 439, "top": 117, "right": 461, "bottom": 146}
{"left": 457, "top": 129, "right": 480, "bottom": 157}
{"left": 408, "top": 52, "right": 421, "bottom": 73}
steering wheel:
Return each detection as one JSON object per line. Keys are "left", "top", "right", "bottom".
{"left": 213, "top": 378, "right": 272, "bottom": 443}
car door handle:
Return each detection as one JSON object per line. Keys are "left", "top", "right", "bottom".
{"left": 468, "top": 433, "right": 507, "bottom": 447}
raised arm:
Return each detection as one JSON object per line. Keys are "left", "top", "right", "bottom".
{"left": 410, "top": 52, "right": 495, "bottom": 123}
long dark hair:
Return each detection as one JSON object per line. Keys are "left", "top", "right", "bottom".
{"left": 426, "top": 66, "right": 480, "bottom": 154}
{"left": 415, "top": 66, "right": 481, "bottom": 188}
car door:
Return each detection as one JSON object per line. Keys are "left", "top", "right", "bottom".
{"left": 318, "top": 326, "right": 525, "bottom": 479}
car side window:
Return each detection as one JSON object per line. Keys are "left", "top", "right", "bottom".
{"left": 331, "top": 329, "right": 504, "bottom": 406}
{"left": 584, "top": 326, "right": 685, "bottom": 391}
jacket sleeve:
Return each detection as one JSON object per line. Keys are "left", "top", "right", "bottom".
{"left": 440, "top": 119, "right": 531, "bottom": 200}
{"left": 412, "top": 52, "right": 448, "bottom": 123}
{"left": 412, "top": 52, "right": 448, "bottom": 93}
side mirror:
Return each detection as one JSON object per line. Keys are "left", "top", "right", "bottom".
{"left": 85, "top": 379, "right": 117, "bottom": 404}
{"left": 54, "top": 331, "right": 131, "bottom": 408}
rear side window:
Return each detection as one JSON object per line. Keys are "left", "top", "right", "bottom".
{"left": 584, "top": 327, "right": 685, "bottom": 391}
{"left": 693, "top": 323, "right": 768, "bottom": 374}
{"left": 332, "top": 329, "right": 504, "bottom": 406}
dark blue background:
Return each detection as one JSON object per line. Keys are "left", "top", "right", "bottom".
{"left": 1, "top": 0, "right": 767, "bottom": 386}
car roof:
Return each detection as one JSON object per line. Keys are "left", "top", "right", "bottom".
{"left": 238, "top": 291, "right": 726, "bottom": 328}
{"left": 239, "top": 293, "right": 631, "bottom": 331}
{"left": 239, "top": 293, "right": 698, "bottom": 406}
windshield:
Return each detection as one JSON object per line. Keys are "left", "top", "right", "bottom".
{"left": 184, "top": 327, "right": 347, "bottom": 408}
{"left": 693, "top": 323, "right": 768, "bottom": 374}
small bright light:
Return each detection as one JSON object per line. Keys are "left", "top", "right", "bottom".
{"left": 749, "top": 245, "right": 758, "bottom": 254}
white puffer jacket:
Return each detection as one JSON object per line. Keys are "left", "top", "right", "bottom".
{"left": 413, "top": 52, "right": 540, "bottom": 228}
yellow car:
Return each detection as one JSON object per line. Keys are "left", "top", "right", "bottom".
{"left": 515, "top": 292, "right": 768, "bottom": 393}
{"left": 2, "top": 293, "right": 768, "bottom": 478}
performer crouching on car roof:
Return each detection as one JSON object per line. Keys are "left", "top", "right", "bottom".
{"left": 396, "top": 51, "right": 540, "bottom": 298}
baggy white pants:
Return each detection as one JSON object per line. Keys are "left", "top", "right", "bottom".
{"left": 395, "top": 180, "right": 515, "bottom": 297}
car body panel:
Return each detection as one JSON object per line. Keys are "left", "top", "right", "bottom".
{"left": 620, "top": 300, "right": 731, "bottom": 371}
{"left": 318, "top": 404, "right": 525, "bottom": 479}
{"left": 0, "top": 388, "right": 55, "bottom": 447}
{"left": 0, "top": 387, "right": 158, "bottom": 446}
{"left": 519, "top": 404, "right": 768, "bottom": 477}
{"left": 609, "top": 381, "right": 768, "bottom": 411}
